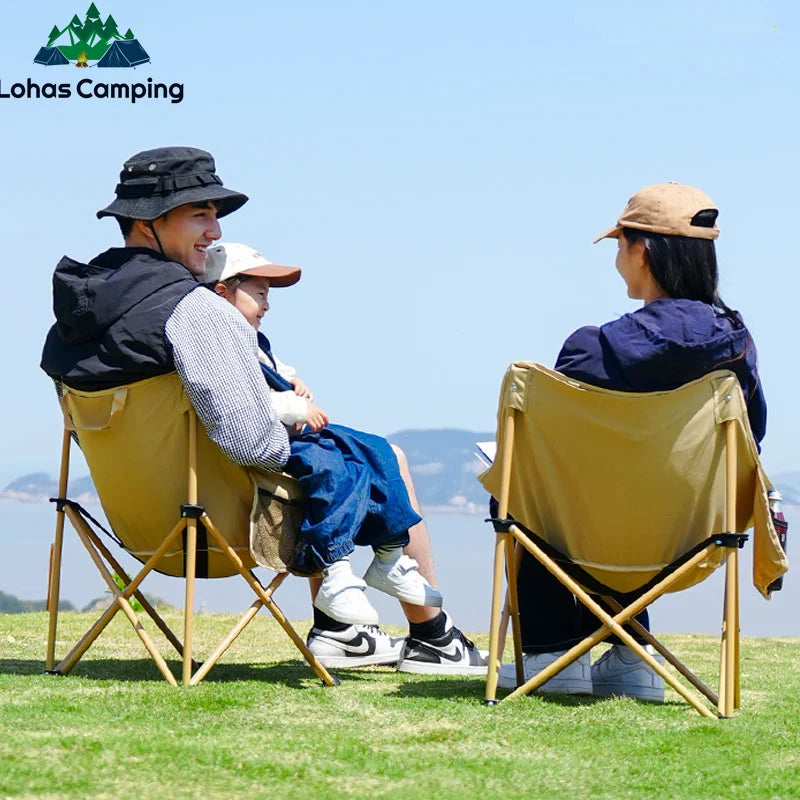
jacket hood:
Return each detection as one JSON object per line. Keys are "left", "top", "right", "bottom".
{"left": 600, "top": 299, "right": 748, "bottom": 391}
{"left": 51, "top": 248, "right": 197, "bottom": 345}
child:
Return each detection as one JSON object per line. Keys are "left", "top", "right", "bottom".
{"left": 203, "top": 242, "right": 442, "bottom": 626}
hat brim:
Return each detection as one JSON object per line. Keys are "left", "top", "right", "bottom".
{"left": 592, "top": 225, "right": 622, "bottom": 244}
{"left": 234, "top": 263, "right": 302, "bottom": 288}
{"left": 96, "top": 185, "right": 248, "bottom": 221}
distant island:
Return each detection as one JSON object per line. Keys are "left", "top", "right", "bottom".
{"left": 3, "top": 429, "right": 798, "bottom": 512}
{"left": 1, "top": 472, "right": 98, "bottom": 505}
{"left": 0, "top": 589, "right": 74, "bottom": 613}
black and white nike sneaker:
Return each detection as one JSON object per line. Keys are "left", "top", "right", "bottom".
{"left": 397, "top": 613, "right": 489, "bottom": 675}
{"left": 306, "top": 624, "right": 405, "bottom": 668}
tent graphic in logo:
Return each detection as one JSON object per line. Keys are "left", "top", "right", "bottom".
{"left": 33, "top": 3, "right": 150, "bottom": 68}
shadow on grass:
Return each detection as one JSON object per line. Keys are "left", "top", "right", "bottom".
{"left": 386, "top": 678, "right": 688, "bottom": 708}
{"left": 0, "top": 657, "right": 371, "bottom": 688}
{"left": 386, "top": 677, "right": 608, "bottom": 706}
{"left": 0, "top": 660, "right": 688, "bottom": 708}
{"left": 389, "top": 679, "right": 694, "bottom": 709}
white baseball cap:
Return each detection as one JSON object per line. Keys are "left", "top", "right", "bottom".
{"left": 203, "top": 242, "right": 301, "bottom": 287}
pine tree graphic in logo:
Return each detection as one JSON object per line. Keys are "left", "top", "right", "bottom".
{"left": 33, "top": 4, "right": 150, "bottom": 68}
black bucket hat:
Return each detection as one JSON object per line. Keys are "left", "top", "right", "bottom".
{"left": 96, "top": 146, "right": 248, "bottom": 221}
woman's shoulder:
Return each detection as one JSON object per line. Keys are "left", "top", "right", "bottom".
{"left": 601, "top": 298, "right": 751, "bottom": 343}
{"left": 560, "top": 323, "right": 602, "bottom": 350}
{"left": 555, "top": 325, "right": 624, "bottom": 388}
{"left": 604, "top": 297, "right": 712, "bottom": 329}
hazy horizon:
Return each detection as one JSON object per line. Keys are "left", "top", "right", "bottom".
{"left": 2, "top": 499, "right": 797, "bottom": 638}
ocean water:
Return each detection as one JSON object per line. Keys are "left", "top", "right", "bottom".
{"left": 0, "top": 498, "right": 796, "bottom": 636}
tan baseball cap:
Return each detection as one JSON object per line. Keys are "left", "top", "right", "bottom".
{"left": 594, "top": 182, "right": 719, "bottom": 243}
{"left": 203, "top": 242, "right": 301, "bottom": 287}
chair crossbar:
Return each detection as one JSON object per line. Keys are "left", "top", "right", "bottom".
{"left": 199, "top": 514, "right": 335, "bottom": 687}
{"left": 487, "top": 522, "right": 733, "bottom": 717}
{"left": 73, "top": 511, "right": 190, "bottom": 659}
{"left": 499, "top": 523, "right": 720, "bottom": 717}
{"left": 65, "top": 505, "right": 179, "bottom": 684}
{"left": 47, "top": 496, "right": 337, "bottom": 687}
{"left": 602, "top": 596, "right": 718, "bottom": 705}
{"left": 52, "top": 505, "right": 190, "bottom": 682}
{"left": 488, "top": 516, "right": 745, "bottom": 603}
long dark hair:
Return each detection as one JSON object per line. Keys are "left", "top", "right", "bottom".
{"left": 621, "top": 209, "right": 742, "bottom": 328}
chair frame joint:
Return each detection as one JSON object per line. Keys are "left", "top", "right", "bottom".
{"left": 49, "top": 496, "right": 70, "bottom": 512}
{"left": 180, "top": 503, "right": 206, "bottom": 519}
{"left": 486, "top": 517, "right": 515, "bottom": 533}
{"left": 713, "top": 532, "right": 748, "bottom": 549}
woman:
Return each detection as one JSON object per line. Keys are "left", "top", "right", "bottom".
{"left": 499, "top": 182, "right": 766, "bottom": 700}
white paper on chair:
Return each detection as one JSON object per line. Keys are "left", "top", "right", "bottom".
{"left": 474, "top": 441, "right": 497, "bottom": 467}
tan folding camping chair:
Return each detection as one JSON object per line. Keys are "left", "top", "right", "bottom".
{"left": 480, "top": 362, "right": 787, "bottom": 718}
{"left": 45, "top": 372, "right": 337, "bottom": 687}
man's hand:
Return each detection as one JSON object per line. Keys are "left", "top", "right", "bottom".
{"left": 305, "top": 402, "right": 329, "bottom": 433}
{"left": 290, "top": 377, "right": 313, "bottom": 400}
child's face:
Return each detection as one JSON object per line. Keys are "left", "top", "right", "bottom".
{"left": 225, "top": 275, "right": 270, "bottom": 329}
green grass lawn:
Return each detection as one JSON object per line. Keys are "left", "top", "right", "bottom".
{"left": 1, "top": 611, "right": 799, "bottom": 799}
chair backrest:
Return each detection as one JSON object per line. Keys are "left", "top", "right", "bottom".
{"left": 59, "top": 372, "right": 286, "bottom": 578}
{"left": 479, "top": 362, "right": 786, "bottom": 597}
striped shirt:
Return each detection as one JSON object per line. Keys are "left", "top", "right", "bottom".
{"left": 165, "top": 287, "right": 290, "bottom": 472}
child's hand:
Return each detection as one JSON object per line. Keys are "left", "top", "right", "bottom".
{"left": 290, "top": 377, "right": 312, "bottom": 399}
{"left": 305, "top": 402, "right": 329, "bottom": 433}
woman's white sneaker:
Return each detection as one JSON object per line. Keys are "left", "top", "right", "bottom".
{"left": 591, "top": 644, "right": 665, "bottom": 702}
{"left": 496, "top": 650, "right": 593, "bottom": 694}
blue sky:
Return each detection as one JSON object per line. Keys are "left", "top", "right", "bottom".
{"left": 1, "top": 0, "right": 798, "bottom": 484}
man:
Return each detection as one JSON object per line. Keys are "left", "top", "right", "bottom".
{"left": 41, "top": 146, "right": 487, "bottom": 675}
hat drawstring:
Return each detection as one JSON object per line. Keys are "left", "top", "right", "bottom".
{"left": 148, "top": 220, "right": 165, "bottom": 257}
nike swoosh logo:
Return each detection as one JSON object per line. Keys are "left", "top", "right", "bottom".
{"left": 334, "top": 632, "right": 377, "bottom": 657}
{"left": 422, "top": 641, "right": 464, "bottom": 662}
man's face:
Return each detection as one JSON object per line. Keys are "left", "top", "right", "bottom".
{"left": 150, "top": 202, "right": 221, "bottom": 276}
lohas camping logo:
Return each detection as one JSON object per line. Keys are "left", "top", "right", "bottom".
{"left": 35, "top": 4, "right": 149, "bottom": 68}
{"left": 1, "top": 3, "right": 183, "bottom": 104}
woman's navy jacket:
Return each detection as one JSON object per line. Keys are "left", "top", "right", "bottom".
{"left": 554, "top": 298, "right": 766, "bottom": 446}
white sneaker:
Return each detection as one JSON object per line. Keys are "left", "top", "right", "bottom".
{"left": 306, "top": 624, "right": 404, "bottom": 668}
{"left": 591, "top": 644, "right": 665, "bottom": 702}
{"left": 313, "top": 559, "right": 379, "bottom": 626}
{"left": 496, "top": 650, "right": 593, "bottom": 694}
{"left": 363, "top": 547, "right": 443, "bottom": 607}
